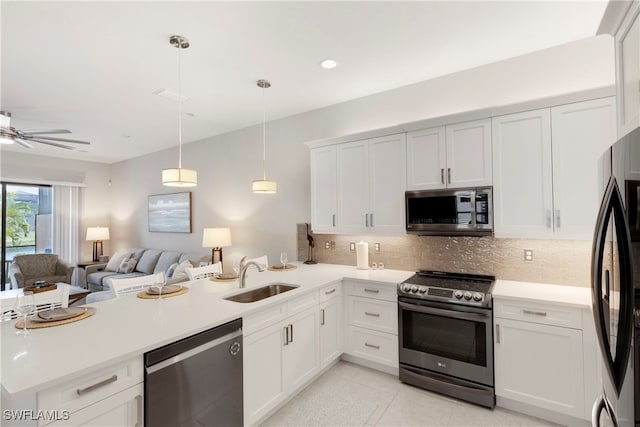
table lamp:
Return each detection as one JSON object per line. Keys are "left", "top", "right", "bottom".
{"left": 86, "top": 227, "right": 110, "bottom": 262}
{"left": 202, "top": 227, "right": 231, "bottom": 270}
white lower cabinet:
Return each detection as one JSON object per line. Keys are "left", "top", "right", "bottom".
{"left": 319, "top": 284, "right": 343, "bottom": 368}
{"left": 494, "top": 297, "right": 599, "bottom": 422}
{"left": 243, "top": 300, "right": 319, "bottom": 426}
{"left": 47, "top": 384, "right": 143, "bottom": 427}
{"left": 344, "top": 280, "right": 398, "bottom": 370}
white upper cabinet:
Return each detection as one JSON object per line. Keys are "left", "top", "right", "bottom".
{"left": 445, "top": 119, "right": 493, "bottom": 188}
{"left": 311, "top": 133, "right": 406, "bottom": 235}
{"left": 551, "top": 97, "right": 617, "bottom": 239}
{"left": 492, "top": 97, "right": 616, "bottom": 239}
{"left": 615, "top": 5, "right": 640, "bottom": 138}
{"left": 406, "top": 126, "right": 447, "bottom": 190}
{"left": 407, "top": 118, "right": 492, "bottom": 190}
{"left": 492, "top": 109, "right": 554, "bottom": 238}
{"left": 310, "top": 146, "right": 338, "bottom": 233}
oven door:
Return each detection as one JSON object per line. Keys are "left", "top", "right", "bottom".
{"left": 398, "top": 297, "right": 493, "bottom": 386}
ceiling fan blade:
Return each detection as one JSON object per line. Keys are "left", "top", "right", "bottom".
{"left": 25, "top": 135, "right": 90, "bottom": 144}
{"left": 19, "top": 129, "right": 72, "bottom": 135}
{"left": 30, "top": 139, "right": 75, "bottom": 150}
{"left": 14, "top": 138, "right": 33, "bottom": 149}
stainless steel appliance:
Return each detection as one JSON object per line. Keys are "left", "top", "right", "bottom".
{"left": 144, "top": 318, "right": 243, "bottom": 427}
{"left": 405, "top": 187, "right": 493, "bottom": 236}
{"left": 398, "top": 271, "right": 495, "bottom": 408}
{"left": 591, "top": 127, "right": 639, "bottom": 427}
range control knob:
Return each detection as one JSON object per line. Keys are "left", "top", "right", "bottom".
{"left": 463, "top": 292, "right": 472, "bottom": 301}
{"left": 454, "top": 290, "right": 464, "bottom": 299}
{"left": 401, "top": 284, "right": 412, "bottom": 293}
{"left": 418, "top": 287, "right": 427, "bottom": 294}
{"left": 473, "top": 293, "right": 483, "bottom": 302}
{"left": 411, "top": 285, "right": 419, "bottom": 293}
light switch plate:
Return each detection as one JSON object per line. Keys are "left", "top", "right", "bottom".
{"left": 350, "top": 242, "right": 356, "bottom": 252}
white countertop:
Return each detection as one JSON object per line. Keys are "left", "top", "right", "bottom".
{"left": 1, "top": 263, "right": 413, "bottom": 400}
{"left": 492, "top": 279, "right": 592, "bottom": 308}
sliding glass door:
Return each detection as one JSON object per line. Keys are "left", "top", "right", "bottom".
{"left": 1, "top": 182, "right": 52, "bottom": 290}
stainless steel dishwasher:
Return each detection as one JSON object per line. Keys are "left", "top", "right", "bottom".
{"left": 144, "top": 318, "right": 243, "bottom": 427}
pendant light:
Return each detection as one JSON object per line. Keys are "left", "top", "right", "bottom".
{"left": 252, "top": 79, "right": 277, "bottom": 194}
{"left": 162, "top": 35, "right": 197, "bottom": 187}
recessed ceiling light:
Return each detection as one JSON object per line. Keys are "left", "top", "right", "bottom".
{"left": 320, "top": 59, "right": 338, "bottom": 70}
{"left": 153, "top": 88, "right": 190, "bottom": 102}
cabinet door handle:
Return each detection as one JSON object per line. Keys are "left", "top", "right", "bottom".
{"left": 523, "top": 309, "right": 547, "bottom": 317}
{"left": 495, "top": 324, "right": 500, "bottom": 344}
{"left": 283, "top": 326, "right": 289, "bottom": 345}
{"left": 369, "top": 213, "right": 374, "bottom": 227}
{"left": 441, "top": 168, "right": 445, "bottom": 184}
{"left": 555, "top": 210, "right": 561, "bottom": 228}
{"left": 364, "top": 288, "right": 379, "bottom": 294}
{"left": 365, "top": 213, "right": 369, "bottom": 227}
{"left": 447, "top": 168, "right": 451, "bottom": 184}
{"left": 364, "top": 312, "right": 380, "bottom": 318}
{"left": 288, "top": 324, "right": 293, "bottom": 343}
{"left": 135, "top": 395, "right": 143, "bottom": 427}
{"left": 364, "top": 342, "right": 380, "bottom": 350}
{"left": 321, "top": 309, "right": 325, "bottom": 326}
{"left": 332, "top": 214, "right": 336, "bottom": 227}
{"left": 546, "top": 210, "right": 552, "bottom": 228}
{"left": 324, "top": 288, "right": 336, "bottom": 295}
{"left": 76, "top": 374, "right": 118, "bottom": 395}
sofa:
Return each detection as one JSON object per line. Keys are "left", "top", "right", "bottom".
{"left": 9, "top": 254, "right": 75, "bottom": 289}
{"left": 85, "top": 248, "right": 210, "bottom": 293}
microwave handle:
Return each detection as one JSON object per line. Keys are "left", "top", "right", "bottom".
{"left": 470, "top": 190, "right": 477, "bottom": 226}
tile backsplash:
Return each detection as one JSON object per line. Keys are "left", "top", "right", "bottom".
{"left": 296, "top": 224, "right": 592, "bottom": 287}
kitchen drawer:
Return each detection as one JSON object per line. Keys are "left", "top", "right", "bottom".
{"left": 287, "top": 291, "right": 318, "bottom": 316}
{"left": 38, "top": 357, "right": 143, "bottom": 415}
{"left": 346, "top": 326, "right": 398, "bottom": 367}
{"left": 348, "top": 296, "right": 397, "bottom": 334}
{"left": 244, "top": 303, "right": 287, "bottom": 335}
{"left": 319, "top": 282, "right": 342, "bottom": 303}
{"left": 346, "top": 280, "right": 397, "bottom": 302}
{"left": 494, "top": 298, "right": 582, "bottom": 329}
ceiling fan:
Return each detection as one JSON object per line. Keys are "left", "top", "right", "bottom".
{"left": 0, "top": 111, "right": 91, "bottom": 150}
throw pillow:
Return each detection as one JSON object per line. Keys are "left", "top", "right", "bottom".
{"left": 105, "top": 250, "right": 132, "bottom": 272}
{"left": 171, "top": 260, "right": 193, "bottom": 282}
{"left": 116, "top": 257, "right": 138, "bottom": 274}
{"left": 165, "top": 262, "right": 179, "bottom": 279}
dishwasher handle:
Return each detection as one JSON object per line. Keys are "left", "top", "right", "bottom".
{"left": 145, "top": 318, "right": 242, "bottom": 368}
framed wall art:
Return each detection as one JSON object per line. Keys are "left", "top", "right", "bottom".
{"left": 148, "top": 192, "right": 192, "bottom": 233}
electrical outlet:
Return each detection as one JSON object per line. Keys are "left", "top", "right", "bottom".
{"left": 350, "top": 242, "right": 356, "bottom": 252}
{"left": 325, "top": 241, "right": 330, "bottom": 250}
{"left": 524, "top": 249, "right": 534, "bottom": 262}
{"left": 374, "top": 242, "right": 381, "bottom": 253}
{"left": 330, "top": 241, "right": 336, "bottom": 250}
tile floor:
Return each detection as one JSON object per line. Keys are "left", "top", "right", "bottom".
{"left": 261, "top": 361, "right": 560, "bottom": 427}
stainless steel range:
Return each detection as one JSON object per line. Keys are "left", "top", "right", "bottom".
{"left": 398, "top": 270, "right": 495, "bottom": 408}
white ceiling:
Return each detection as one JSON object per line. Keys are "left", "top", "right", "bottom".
{"left": 1, "top": 1, "right": 608, "bottom": 164}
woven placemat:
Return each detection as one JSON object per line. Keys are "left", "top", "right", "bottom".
{"left": 15, "top": 307, "right": 96, "bottom": 329}
{"left": 137, "top": 287, "right": 188, "bottom": 299}
{"left": 267, "top": 264, "right": 298, "bottom": 272}
{"left": 210, "top": 276, "right": 238, "bottom": 282}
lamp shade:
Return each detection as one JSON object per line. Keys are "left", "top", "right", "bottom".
{"left": 86, "top": 227, "right": 110, "bottom": 241}
{"left": 162, "top": 168, "right": 198, "bottom": 187}
{"left": 252, "top": 179, "right": 277, "bottom": 194}
{"left": 202, "top": 227, "right": 232, "bottom": 248}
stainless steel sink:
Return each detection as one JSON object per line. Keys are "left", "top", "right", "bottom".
{"left": 224, "top": 283, "right": 299, "bottom": 303}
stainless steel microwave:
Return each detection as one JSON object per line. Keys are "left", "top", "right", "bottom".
{"left": 405, "top": 187, "right": 493, "bottom": 236}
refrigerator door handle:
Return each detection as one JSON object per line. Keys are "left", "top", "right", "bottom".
{"left": 591, "top": 393, "right": 619, "bottom": 427}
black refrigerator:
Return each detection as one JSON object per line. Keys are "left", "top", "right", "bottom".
{"left": 592, "top": 126, "right": 640, "bottom": 427}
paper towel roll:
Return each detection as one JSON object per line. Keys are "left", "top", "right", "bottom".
{"left": 356, "top": 241, "right": 369, "bottom": 270}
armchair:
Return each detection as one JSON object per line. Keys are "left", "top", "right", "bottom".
{"left": 9, "top": 254, "right": 75, "bottom": 289}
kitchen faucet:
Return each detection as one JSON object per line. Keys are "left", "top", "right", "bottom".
{"left": 238, "top": 256, "right": 264, "bottom": 288}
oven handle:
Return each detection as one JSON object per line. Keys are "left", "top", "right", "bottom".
{"left": 398, "top": 301, "right": 490, "bottom": 323}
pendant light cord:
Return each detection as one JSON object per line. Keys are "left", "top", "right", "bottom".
{"left": 262, "top": 84, "right": 266, "bottom": 180}
{"left": 177, "top": 40, "right": 183, "bottom": 169}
